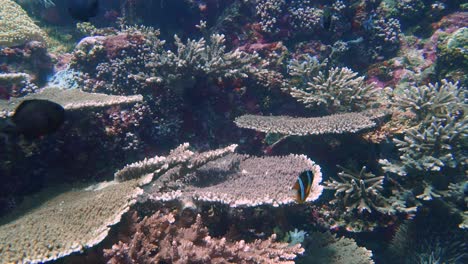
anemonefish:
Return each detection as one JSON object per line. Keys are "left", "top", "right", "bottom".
{"left": 292, "top": 170, "right": 314, "bottom": 204}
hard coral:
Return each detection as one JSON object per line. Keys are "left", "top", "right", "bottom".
{"left": 0, "top": 0, "right": 47, "bottom": 47}
{"left": 0, "top": 179, "right": 144, "bottom": 264}
{"left": 104, "top": 210, "right": 304, "bottom": 264}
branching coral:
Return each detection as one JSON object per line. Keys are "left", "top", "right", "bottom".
{"left": 390, "top": 114, "right": 468, "bottom": 173}
{"left": 255, "top": 0, "right": 286, "bottom": 33}
{"left": 162, "top": 33, "right": 259, "bottom": 82}
{"left": 382, "top": 80, "right": 467, "bottom": 174}
{"left": 288, "top": 0, "right": 324, "bottom": 32}
{"left": 391, "top": 80, "right": 465, "bottom": 124}
{"left": 0, "top": 72, "right": 38, "bottom": 98}
{"left": 324, "top": 165, "right": 393, "bottom": 214}
{"left": 284, "top": 60, "right": 381, "bottom": 113}
{"left": 104, "top": 210, "right": 304, "bottom": 264}
{"left": 73, "top": 27, "right": 258, "bottom": 95}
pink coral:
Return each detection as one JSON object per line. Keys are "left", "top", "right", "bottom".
{"left": 103, "top": 210, "right": 304, "bottom": 264}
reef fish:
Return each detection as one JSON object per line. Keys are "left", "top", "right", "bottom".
{"left": 293, "top": 170, "right": 314, "bottom": 203}
{"left": 1, "top": 99, "right": 65, "bottom": 139}
{"left": 67, "top": 0, "right": 99, "bottom": 22}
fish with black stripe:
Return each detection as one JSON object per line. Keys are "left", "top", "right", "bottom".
{"left": 292, "top": 170, "right": 314, "bottom": 204}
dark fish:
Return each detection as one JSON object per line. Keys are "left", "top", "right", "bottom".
{"left": 292, "top": 170, "right": 314, "bottom": 203}
{"left": 2, "top": 99, "right": 65, "bottom": 139}
{"left": 67, "top": 0, "right": 99, "bottom": 22}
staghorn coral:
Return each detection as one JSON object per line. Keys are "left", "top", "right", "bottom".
{"left": 147, "top": 153, "right": 323, "bottom": 207}
{"left": 391, "top": 80, "right": 466, "bottom": 124}
{"left": 382, "top": 80, "right": 467, "bottom": 175}
{"left": 325, "top": 165, "right": 397, "bottom": 214}
{"left": 389, "top": 114, "right": 468, "bottom": 173}
{"left": 299, "top": 231, "right": 374, "bottom": 264}
{"left": 234, "top": 109, "right": 390, "bottom": 136}
{"left": 70, "top": 25, "right": 259, "bottom": 144}
{"left": 104, "top": 210, "right": 304, "bottom": 264}
{"left": 284, "top": 63, "right": 381, "bottom": 113}
{"left": 167, "top": 33, "right": 259, "bottom": 80}
{"left": 0, "top": 0, "right": 47, "bottom": 47}
{"left": 0, "top": 178, "right": 146, "bottom": 264}
{"left": 0, "top": 87, "right": 143, "bottom": 118}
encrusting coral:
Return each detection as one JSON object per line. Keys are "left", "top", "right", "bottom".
{"left": 0, "top": 0, "right": 47, "bottom": 47}
{"left": 104, "top": 210, "right": 304, "bottom": 264}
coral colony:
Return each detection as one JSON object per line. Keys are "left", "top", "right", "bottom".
{"left": 0, "top": 0, "right": 467, "bottom": 263}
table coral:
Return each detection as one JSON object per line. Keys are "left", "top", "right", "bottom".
{"left": 0, "top": 179, "right": 145, "bottom": 264}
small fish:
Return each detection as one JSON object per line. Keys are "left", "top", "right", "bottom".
{"left": 67, "top": 0, "right": 99, "bottom": 22}
{"left": 1, "top": 99, "right": 65, "bottom": 139}
{"left": 292, "top": 170, "right": 314, "bottom": 203}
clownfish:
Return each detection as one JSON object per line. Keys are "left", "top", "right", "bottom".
{"left": 292, "top": 170, "right": 314, "bottom": 204}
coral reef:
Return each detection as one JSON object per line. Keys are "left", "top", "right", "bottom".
{"left": 0, "top": 41, "right": 53, "bottom": 86}
{"left": 0, "top": 0, "right": 47, "bottom": 47}
{"left": 387, "top": 205, "right": 467, "bottom": 264}
{"left": 0, "top": 72, "right": 38, "bottom": 99}
{"left": 325, "top": 166, "right": 396, "bottom": 214}
{"left": 299, "top": 231, "right": 374, "bottom": 264}
{"left": 0, "top": 87, "right": 143, "bottom": 118}
{"left": 117, "top": 143, "right": 323, "bottom": 207}
{"left": 382, "top": 80, "right": 467, "bottom": 174}
{"left": 234, "top": 109, "right": 389, "bottom": 136}
{"left": 104, "top": 210, "right": 304, "bottom": 264}
{"left": 284, "top": 57, "right": 381, "bottom": 113}
{"left": 114, "top": 143, "right": 237, "bottom": 182}
{"left": 174, "top": 153, "right": 323, "bottom": 207}
{"left": 0, "top": 178, "right": 145, "bottom": 264}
